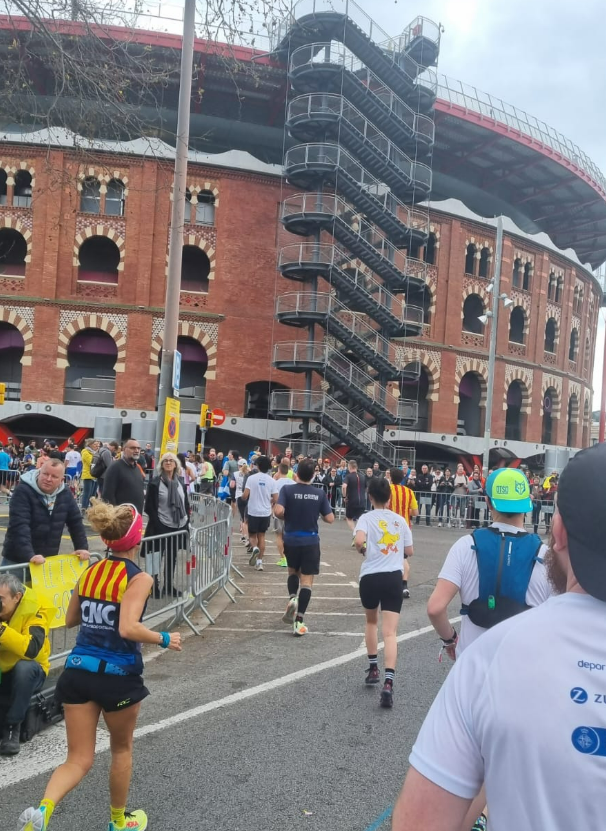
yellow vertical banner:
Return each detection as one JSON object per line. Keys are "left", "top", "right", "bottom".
{"left": 30, "top": 554, "right": 89, "bottom": 629}
{"left": 161, "top": 396, "right": 181, "bottom": 455}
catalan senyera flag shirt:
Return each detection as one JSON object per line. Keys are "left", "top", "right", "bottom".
{"left": 389, "top": 483, "right": 418, "bottom": 527}
{"left": 72, "top": 556, "right": 147, "bottom": 674}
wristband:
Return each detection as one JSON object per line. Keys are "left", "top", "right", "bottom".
{"left": 441, "top": 628, "right": 458, "bottom": 645}
{"left": 159, "top": 631, "right": 170, "bottom": 648}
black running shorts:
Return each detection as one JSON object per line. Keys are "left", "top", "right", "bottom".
{"left": 345, "top": 503, "right": 365, "bottom": 521}
{"left": 284, "top": 542, "right": 321, "bottom": 575}
{"left": 237, "top": 496, "right": 247, "bottom": 522}
{"left": 55, "top": 668, "right": 149, "bottom": 712}
{"left": 247, "top": 514, "right": 271, "bottom": 535}
{"left": 359, "top": 570, "right": 404, "bottom": 613}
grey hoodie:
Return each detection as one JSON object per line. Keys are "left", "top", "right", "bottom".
{"left": 21, "top": 468, "right": 65, "bottom": 513}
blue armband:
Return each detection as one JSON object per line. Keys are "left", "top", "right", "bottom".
{"left": 159, "top": 631, "right": 170, "bottom": 648}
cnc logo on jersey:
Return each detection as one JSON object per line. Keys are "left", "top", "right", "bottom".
{"left": 81, "top": 599, "right": 117, "bottom": 627}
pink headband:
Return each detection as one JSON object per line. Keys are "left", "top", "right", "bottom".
{"left": 102, "top": 505, "right": 143, "bottom": 552}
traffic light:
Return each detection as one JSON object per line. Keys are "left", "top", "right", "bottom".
{"left": 0, "top": 383, "right": 6, "bottom": 405}
{"left": 199, "top": 404, "right": 214, "bottom": 429}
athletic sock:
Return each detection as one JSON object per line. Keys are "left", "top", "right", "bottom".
{"left": 368, "top": 654, "right": 378, "bottom": 668}
{"left": 287, "top": 574, "right": 300, "bottom": 596}
{"left": 40, "top": 799, "right": 55, "bottom": 823}
{"left": 298, "top": 587, "right": 312, "bottom": 616}
{"left": 110, "top": 806, "right": 126, "bottom": 829}
{"left": 385, "top": 668, "right": 395, "bottom": 686}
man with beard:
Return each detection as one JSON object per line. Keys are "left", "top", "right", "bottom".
{"left": 392, "top": 449, "right": 606, "bottom": 831}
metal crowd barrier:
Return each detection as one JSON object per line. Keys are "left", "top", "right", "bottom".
{"left": 408, "top": 489, "right": 555, "bottom": 531}
{"left": 0, "top": 496, "right": 241, "bottom": 669}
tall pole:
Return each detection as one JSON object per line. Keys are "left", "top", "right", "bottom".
{"left": 154, "top": 0, "right": 196, "bottom": 463}
{"left": 599, "top": 314, "right": 606, "bottom": 442}
{"left": 482, "top": 216, "right": 504, "bottom": 476}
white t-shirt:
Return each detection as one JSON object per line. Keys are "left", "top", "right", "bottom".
{"left": 274, "top": 477, "right": 296, "bottom": 495}
{"left": 438, "top": 522, "right": 551, "bottom": 654}
{"left": 65, "top": 450, "right": 81, "bottom": 468}
{"left": 355, "top": 508, "right": 413, "bottom": 578}
{"left": 235, "top": 470, "right": 246, "bottom": 499}
{"left": 245, "top": 472, "right": 278, "bottom": 517}
{"left": 410, "top": 593, "right": 606, "bottom": 830}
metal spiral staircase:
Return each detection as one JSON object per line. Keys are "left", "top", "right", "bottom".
{"left": 270, "top": 3, "right": 440, "bottom": 467}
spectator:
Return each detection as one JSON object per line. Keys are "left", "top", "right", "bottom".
{"left": 372, "top": 462, "right": 382, "bottom": 478}
{"left": 452, "top": 463, "right": 469, "bottom": 528}
{"left": 177, "top": 452, "right": 197, "bottom": 494}
{"left": 323, "top": 467, "right": 339, "bottom": 508}
{"left": 530, "top": 474, "right": 542, "bottom": 533}
{"left": 415, "top": 464, "right": 434, "bottom": 526}
{"left": 101, "top": 439, "right": 145, "bottom": 514}
{"left": 467, "top": 470, "right": 485, "bottom": 528}
{"left": 91, "top": 440, "right": 118, "bottom": 497}
{"left": 0, "top": 443, "right": 11, "bottom": 497}
{"left": 312, "top": 465, "right": 325, "bottom": 487}
{"left": 142, "top": 442, "right": 154, "bottom": 482}
{"left": 80, "top": 439, "right": 99, "bottom": 512}
{"left": 1, "top": 459, "right": 89, "bottom": 567}
{"left": 198, "top": 454, "right": 216, "bottom": 495}
{"left": 400, "top": 458, "right": 411, "bottom": 483}
{"left": 47, "top": 440, "right": 65, "bottom": 463}
{"left": 437, "top": 467, "right": 454, "bottom": 527}
{"left": 144, "top": 452, "right": 190, "bottom": 598}
{"left": 64, "top": 443, "right": 82, "bottom": 482}
{"left": 0, "top": 573, "right": 52, "bottom": 755}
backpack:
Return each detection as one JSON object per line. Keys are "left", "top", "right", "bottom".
{"left": 461, "top": 527, "right": 543, "bottom": 629}
{"left": 90, "top": 449, "right": 108, "bottom": 479}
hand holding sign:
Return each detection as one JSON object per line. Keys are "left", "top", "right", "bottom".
{"left": 30, "top": 553, "right": 90, "bottom": 629}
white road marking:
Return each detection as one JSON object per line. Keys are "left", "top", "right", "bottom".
{"left": 252, "top": 582, "right": 354, "bottom": 587}
{"left": 223, "top": 610, "right": 367, "bottom": 616}
{"left": 334, "top": 571, "right": 346, "bottom": 576}
{"left": 349, "top": 581, "right": 359, "bottom": 588}
{"left": 244, "top": 595, "right": 359, "bottom": 601}
{"left": 208, "top": 627, "right": 365, "bottom": 637}
{"left": 0, "top": 619, "right": 458, "bottom": 789}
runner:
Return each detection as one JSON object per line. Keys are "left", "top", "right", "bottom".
{"left": 17, "top": 501, "right": 182, "bottom": 831}
{"left": 425, "top": 467, "right": 551, "bottom": 830}
{"left": 354, "top": 477, "right": 413, "bottom": 708}
{"left": 273, "top": 462, "right": 296, "bottom": 568}
{"left": 342, "top": 460, "right": 367, "bottom": 544}
{"left": 274, "top": 458, "right": 334, "bottom": 636}
{"left": 241, "top": 455, "right": 277, "bottom": 571}
{"left": 389, "top": 467, "right": 418, "bottom": 599}
{"left": 234, "top": 458, "right": 249, "bottom": 546}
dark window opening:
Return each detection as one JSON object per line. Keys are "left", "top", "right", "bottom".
{"left": 196, "top": 190, "right": 216, "bottom": 225}
{"left": 509, "top": 306, "right": 525, "bottom": 344}
{"left": 64, "top": 328, "right": 117, "bottom": 408}
{"left": 544, "top": 318, "right": 557, "bottom": 353}
{"left": 555, "top": 278, "right": 563, "bottom": 303}
{"left": 457, "top": 372, "right": 483, "bottom": 437}
{"left": 512, "top": 258, "right": 521, "bottom": 288}
{"left": 13, "top": 171, "right": 32, "bottom": 208}
{"left": 462, "top": 294, "right": 484, "bottom": 335}
{"left": 181, "top": 245, "right": 210, "bottom": 292}
{"left": 547, "top": 272, "right": 555, "bottom": 300}
{"left": 246, "top": 381, "right": 289, "bottom": 419}
{"left": 105, "top": 179, "right": 125, "bottom": 217}
{"left": 567, "top": 395, "right": 578, "bottom": 447}
{"left": 80, "top": 178, "right": 101, "bottom": 214}
{"left": 0, "top": 170, "right": 6, "bottom": 206}
{"left": 505, "top": 380, "right": 524, "bottom": 441}
{"left": 424, "top": 233, "right": 436, "bottom": 265}
{"left": 569, "top": 328, "right": 578, "bottom": 362}
{"left": 585, "top": 337, "right": 591, "bottom": 367}
{"left": 0, "top": 321, "right": 24, "bottom": 399}
{"left": 464, "top": 243, "right": 476, "bottom": 276}
{"left": 478, "top": 247, "right": 490, "bottom": 278}
{"left": 542, "top": 388, "right": 557, "bottom": 444}
{"left": 178, "top": 335, "right": 208, "bottom": 413}
{"left": 400, "top": 365, "right": 430, "bottom": 431}
{"left": 522, "top": 262, "right": 531, "bottom": 291}
{"left": 78, "top": 236, "right": 120, "bottom": 283}
{"left": 0, "top": 229, "right": 27, "bottom": 276}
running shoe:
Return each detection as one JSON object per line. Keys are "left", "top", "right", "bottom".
{"left": 282, "top": 595, "right": 298, "bottom": 624}
{"left": 350, "top": 533, "right": 356, "bottom": 549}
{"left": 18, "top": 807, "right": 48, "bottom": 831}
{"left": 365, "top": 666, "right": 380, "bottom": 685}
{"left": 276, "top": 557, "right": 288, "bottom": 568}
{"left": 254, "top": 560, "right": 264, "bottom": 571}
{"left": 470, "top": 814, "right": 487, "bottom": 831}
{"left": 402, "top": 588, "right": 410, "bottom": 599}
{"left": 293, "top": 620, "right": 308, "bottom": 637}
{"left": 380, "top": 682, "right": 394, "bottom": 708}
{"left": 108, "top": 809, "right": 149, "bottom": 831}
{"left": 249, "top": 546, "right": 260, "bottom": 566}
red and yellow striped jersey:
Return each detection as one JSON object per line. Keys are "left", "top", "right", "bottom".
{"left": 389, "top": 484, "right": 418, "bottom": 527}
{"left": 79, "top": 558, "right": 129, "bottom": 604}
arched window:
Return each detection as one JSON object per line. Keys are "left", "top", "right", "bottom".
{"left": 522, "top": 262, "right": 531, "bottom": 291}
{"left": 578, "top": 287, "right": 584, "bottom": 312}
{"left": 567, "top": 394, "right": 579, "bottom": 447}
{"left": 544, "top": 318, "right": 557, "bottom": 353}
{"left": 424, "top": 232, "right": 436, "bottom": 265}
{"left": 512, "top": 258, "right": 522, "bottom": 288}
{"left": 181, "top": 245, "right": 210, "bottom": 292}
{"left": 0, "top": 170, "right": 7, "bottom": 206}
{"left": 569, "top": 328, "right": 578, "bottom": 362}
{"left": 508, "top": 306, "right": 525, "bottom": 344}
{"left": 13, "top": 171, "right": 32, "bottom": 207}
{"left": 0, "top": 229, "right": 27, "bottom": 276}
{"left": 0, "top": 321, "right": 25, "bottom": 399}
{"left": 64, "top": 328, "right": 118, "bottom": 408}
{"left": 184, "top": 189, "right": 194, "bottom": 223}
{"left": 105, "top": 179, "right": 125, "bottom": 216}
{"left": 573, "top": 286, "right": 579, "bottom": 313}
{"left": 585, "top": 336, "right": 591, "bottom": 369}
{"left": 542, "top": 387, "right": 558, "bottom": 444}
{"left": 176, "top": 335, "right": 208, "bottom": 413}
{"left": 78, "top": 236, "right": 120, "bottom": 283}
{"left": 547, "top": 271, "right": 556, "bottom": 300}
{"left": 478, "top": 247, "right": 490, "bottom": 278}
{"left": 246, "top": 380, "right": 289, "bottom": 419}
{"left": 457, "top": 372, "right": 483, "bottom": 437}
{"left": 464, "top": 243, "right": 476, "bottom": 276}
{"left": 195, "top": 190, "right": 216, "bottom": 225}
{"left": 505, "top": 380, "right": 525, "bottom": 441}
{"left": 555, "top": 277, "right": 563, "bottom": 303}
{"left": 462, "top": 294, "right": 484, "bottom": 334}
{"left": 80, "top": 178, "right": 101, "bottom": 214}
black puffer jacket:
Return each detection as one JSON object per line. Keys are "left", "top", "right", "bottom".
{"left": 2, "top": 473, "right": 88, "bottom": 564}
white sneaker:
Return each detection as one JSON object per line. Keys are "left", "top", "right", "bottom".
{"left": 249, "top": 546, "right": 260, "bottom": 566}
{"left": 255, "top": 560, "right": 264, "bottom": 571}
{"left": 18, "top": 807, "right": 48, "bottom": 831}
{"left": 282, "top": 595, "right": 298, "bottom": 623}
{"left": 438, "top": 522, "right": 442, "bottom": 527}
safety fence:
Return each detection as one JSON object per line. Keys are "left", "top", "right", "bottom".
{"left": 0, "top": 496, "right": 241, "bottom": 670}
{"left": 410, "top": 490, "right": 555, "bottom": 531}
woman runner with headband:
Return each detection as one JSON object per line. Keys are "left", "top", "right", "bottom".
{"left": 18, "top": 501, "right": 182, "bottom": 831}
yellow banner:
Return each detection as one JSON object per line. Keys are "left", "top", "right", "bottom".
{"left": 161, "top": 396, "right": 181, "bottom": 456}
{"left": 30, "top": 554, "right": 89, "bottom": 629}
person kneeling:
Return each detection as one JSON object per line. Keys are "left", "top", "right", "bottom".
{"left": 0, "top": 574, "right": 51, "bottom": 755}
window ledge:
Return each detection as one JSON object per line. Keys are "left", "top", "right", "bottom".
{"left": 180, "top": 289, "right": 208, "bottom": 295}
{"left": 0, "top": 273, "right": 24, "bottom": 279}
{"left": 77, "top": 279, "right": 118, "bottom": 286}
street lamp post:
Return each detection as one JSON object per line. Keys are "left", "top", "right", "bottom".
{"left": 153, "top": 0, "right": 196, "bottom": 463}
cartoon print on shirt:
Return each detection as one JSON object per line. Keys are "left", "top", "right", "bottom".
{"left": 378, "top": 519, "right": 401, "bottom": 555}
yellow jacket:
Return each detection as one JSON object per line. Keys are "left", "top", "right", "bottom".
{"left": 81, "top": 446, "right": 94, "bottom": 480}
{"left": 0, "top": 587, "right": 51, "bottom": 676}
